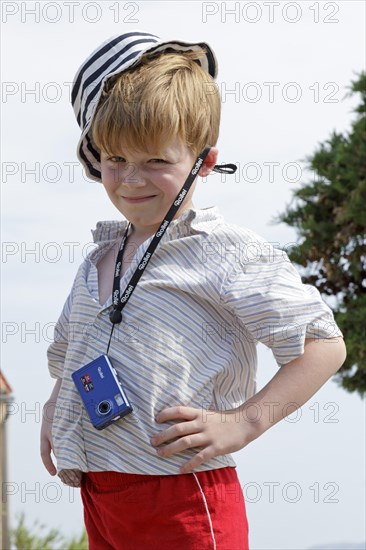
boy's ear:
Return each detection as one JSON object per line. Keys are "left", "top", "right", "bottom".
{"left": 198, "top": 147, "right": 219, "bottom": 177}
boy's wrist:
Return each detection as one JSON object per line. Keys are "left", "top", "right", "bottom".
{"left": 237, "top": 400, "right": 274, "bottom": 443}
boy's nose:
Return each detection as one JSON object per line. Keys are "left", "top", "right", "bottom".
{"left": 119, "top": 163, "right": 146, "bottom": 187}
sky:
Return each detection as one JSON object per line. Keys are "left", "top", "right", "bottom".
{"left": 1, "top": 1, "right": 366, "bottom": 549}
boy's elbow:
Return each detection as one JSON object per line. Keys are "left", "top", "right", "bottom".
{"left": 335, "top": 337, "right": 347, "bottom": 372}
{"left": 322, "top": 336, "right": 347, "bottom": 374}
{"left": 304, "top": 336, "right": 347, "bottom": 375}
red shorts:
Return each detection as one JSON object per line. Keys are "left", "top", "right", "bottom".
{"left": 80, "top": 466, "right": 249, "bottom": 550}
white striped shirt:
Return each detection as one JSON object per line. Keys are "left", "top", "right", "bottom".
{"left": 48, "top": 206, "right": 343, "bottom": 475}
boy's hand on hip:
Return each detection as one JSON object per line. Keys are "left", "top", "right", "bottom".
{"left": 151, "top": 405, "right": 257, "bottom": 474}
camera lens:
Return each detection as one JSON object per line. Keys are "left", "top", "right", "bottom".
{"left": 96, "top": 400, "right": 112, "bottom": 416}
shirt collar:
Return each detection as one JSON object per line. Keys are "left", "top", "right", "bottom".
{"left": 91, "top": 206, "right": 224, "bottom": 244}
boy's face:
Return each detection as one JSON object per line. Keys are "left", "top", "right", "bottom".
{"left": 100, "top": 138, "right": 214, "bottom": 238}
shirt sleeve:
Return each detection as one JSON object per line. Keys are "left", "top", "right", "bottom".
{"left": 47, "top": 281, "right": 76, "bottom": 379}
{"left": 221, "top": 240, "right": 343, "bottom": 367}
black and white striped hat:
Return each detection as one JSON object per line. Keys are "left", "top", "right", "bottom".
{"left": 71, "top": 31, "right": 218, "bottom": 183}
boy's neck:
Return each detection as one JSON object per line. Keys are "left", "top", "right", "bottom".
{"left": 128, "top": 204, "right": 195, "bottom": 243}
{"left": 129, "top": 224, "right": 158, "bottom": 243}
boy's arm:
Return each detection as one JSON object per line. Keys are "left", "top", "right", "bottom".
{"left": 40, "top": 380, "right": 83, "bottom": 487}
{"left": 239, "top": 336, "right": 347, "bottom": 437}
{"left": 41, "top": 279, "right": 76, "bottom": 475}
{"left": 40, "top": 379, "right": 62, "bottom": 476}
{"left": 46, "top": 379, "right": 62, "bottom": 403}
{"left": 151, "top": 336, "right": 347, "bottom": 473}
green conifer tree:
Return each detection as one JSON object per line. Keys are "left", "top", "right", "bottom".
{"left": 276, "top": 71, "right": 366, "bottom": 395}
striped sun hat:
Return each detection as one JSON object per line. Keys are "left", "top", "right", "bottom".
{"left": 71, "top": 31, "right": 218, "bottom": 183}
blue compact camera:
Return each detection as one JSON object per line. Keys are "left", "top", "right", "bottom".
{"left": 72, "top": 355, "right": 133, "bottom": 430}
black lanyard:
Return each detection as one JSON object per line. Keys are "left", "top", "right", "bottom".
{"left": 105, "top": 147, "right": 237, "bottom": 353}
{"left": 110, "top": 221, "right": 131, "bottom": 323}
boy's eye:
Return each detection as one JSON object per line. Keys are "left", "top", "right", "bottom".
{"left": 106, "top": 157, "right": 167, "bottom": 164}
{"left": 108, "top": 156, "right": 126, "bottom": 163}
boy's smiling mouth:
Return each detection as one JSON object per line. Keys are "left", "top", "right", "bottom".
{"left": 122, "top": 195, "right": 157, "bottom": 203}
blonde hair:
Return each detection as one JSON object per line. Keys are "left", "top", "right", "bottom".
{"left": 90, "top": 49, "right": 221, "bottom": 157}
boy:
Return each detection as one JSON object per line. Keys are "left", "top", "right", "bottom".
{"left": 40, "top": 31, "right": 346, "bottom": 549}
